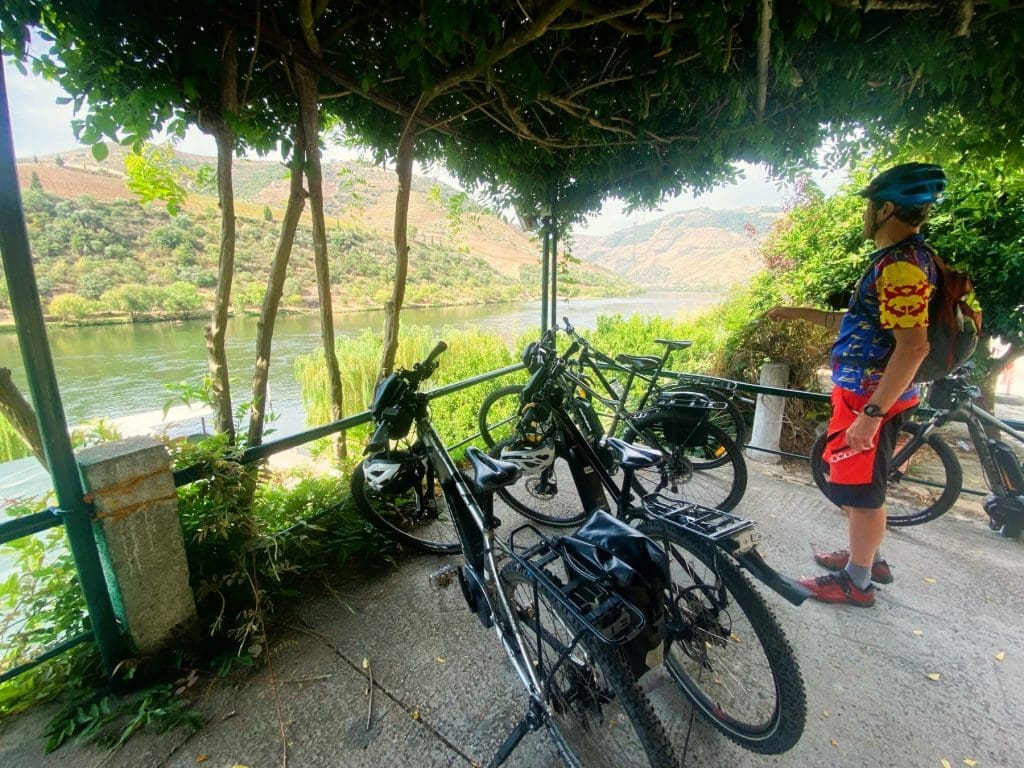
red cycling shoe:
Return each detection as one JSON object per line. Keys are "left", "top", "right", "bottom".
{"left": 813, "top": 549, "right": 894, "bottom": 585}
{"left": 799, "top": 571, "right": 876, "bottom": 608}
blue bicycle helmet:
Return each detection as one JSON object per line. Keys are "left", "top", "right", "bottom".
{"left": 857, "top": 162, "right": 946, "bottom": 206}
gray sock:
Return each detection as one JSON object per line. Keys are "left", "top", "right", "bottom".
{"left": 844, "top": 562, "right": 872, "bottom": 591}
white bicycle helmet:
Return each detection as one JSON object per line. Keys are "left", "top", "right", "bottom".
{"left": 362, "top": 451, "right": 423, "bottom": 493}
{"left": 499, "top": 441, "right": 556, "bottom": 476}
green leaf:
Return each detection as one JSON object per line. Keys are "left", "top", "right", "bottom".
{"left": 91, "top": 143, "right": 109, "bottom": 162}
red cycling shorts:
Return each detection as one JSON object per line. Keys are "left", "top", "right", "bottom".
{"left": 820, "top": 387, "right": 917, "bottom": 509}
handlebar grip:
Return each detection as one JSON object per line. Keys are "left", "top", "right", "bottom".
{"left": 424, "top": 340, "right": 448, "bottom": 366}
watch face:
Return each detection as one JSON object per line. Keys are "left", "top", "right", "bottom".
{"left": 864, "top": 404, "right": 885, "bottom": 417}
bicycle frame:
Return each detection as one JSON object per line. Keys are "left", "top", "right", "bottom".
{"left": 539, "top": 379, "right": 809, "bottom": 606}
{"left": 903, "top": 399, "right": 1024, "bottom": 496}
{"left": 413, "top": 416, "right": 547, "bottom": 701}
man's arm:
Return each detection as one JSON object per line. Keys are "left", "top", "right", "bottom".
{"left": 764, "top": 306, "right": 845, "bottom": 332}
{"left": 844, "top": 325, "right": 931, "bottom": 451}
{"left": 865, "top": 325, "right": 931, "bottom": 413}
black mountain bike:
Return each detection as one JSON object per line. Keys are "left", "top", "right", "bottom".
{"left": 498, "top": 346, "right": 809, "bottom": 754}
{"left": 478, "top": 318, "right": 748, "bottom": 451}
{"left": 483, "top": 328, "right": 747, "bottom": 525}
{"left": 810, "top": 368, "right": 1024, "bottom": 536}
{"left": 350, "top": 343, "right": 678, "bottom": 767}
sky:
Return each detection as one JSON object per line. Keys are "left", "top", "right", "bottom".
{"left": 3, "top": 57, "right": 847, "bottom": 237}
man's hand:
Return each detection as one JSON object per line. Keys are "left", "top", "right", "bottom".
{"left": 845, "top": 413, "right": 881, "bottom": 452}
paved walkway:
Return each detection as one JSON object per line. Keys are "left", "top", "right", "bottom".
{"left": 1, "top": 461, "right": 1021, "bottom": 768}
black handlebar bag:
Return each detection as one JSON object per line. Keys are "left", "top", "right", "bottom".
{"left": 558, "top": 510, "right": 669, "bottom": 676}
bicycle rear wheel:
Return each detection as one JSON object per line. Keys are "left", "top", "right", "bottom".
{"left": 490, "top": 438, "right": 590, "bottom": 527}
{"left": 637, "top": 522, "right": 806, "bottom": 754}
{"left": 478, "top": 384, "right": 525, "bottom": 448}
{"left": 500, "top": 563, "right": 678, "bottom": 767}
{"left": 624, "top": 414, "right": 747, "bottom": 512}
{"left": 810, "top": 424, "right": 963, "bottom": 526}
{"left": 350, "top": 461, "right": 461, "bottom": 554}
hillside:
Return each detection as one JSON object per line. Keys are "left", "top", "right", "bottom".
{"left": 4, "top": 147, "right": 633, "bottom": 320}
{"left": 573, "top": 207, "right": 781, "bottom": 291}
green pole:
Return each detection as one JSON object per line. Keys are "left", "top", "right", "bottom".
{"left": 540, "top": 216, "right": 550, "bottom": 331}
{"left": 550, "top": 220, "right": 558, "bottom": 330}
{"left": 0, "top": 65, "right": 122, "bottom": 675}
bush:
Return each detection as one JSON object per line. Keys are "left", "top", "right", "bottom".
{"left": 48, "top": 293, "right": 95, "bottom": 321}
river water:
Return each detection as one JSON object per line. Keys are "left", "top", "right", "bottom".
{"left": 0, "top": 291, "right": 718, "bottom": 440}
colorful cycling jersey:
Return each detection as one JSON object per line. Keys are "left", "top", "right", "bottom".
{"left": 830, "top": 234, "right": 937, "bottom": 398}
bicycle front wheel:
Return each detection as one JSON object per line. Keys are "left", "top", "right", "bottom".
{"left": 810, "top": 424, "right": 963, "bottom": 526}
{"left": 350, "top": 461, "right": 461, "bottom": 555}
{"left": 500, "top": 562, "right": 678, "bottom": 768}
{"left": 478, "top": 384, "right": 524, "bottom": 448}
{"left": 637, "top": 521, "right": 806, "bottom": 754}
{"left": 624, "top": 414, "right": 747, "bottom": 511}
{"left": 490, "top": 438, "right": 590, "bottom": 527}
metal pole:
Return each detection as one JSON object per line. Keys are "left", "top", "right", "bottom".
{"left": 550, "top": 220, "right": 558, "bottom": 330}
{"left": 0, "top": 65, "right": 122, "bottom": 675}
{"left": 540, "top": 216, "right": 550, "bottom": 332}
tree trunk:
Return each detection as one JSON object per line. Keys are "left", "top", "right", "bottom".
{"left": 0, "top": 368, "right": 47, "bottom": 469}
{"left": 295, "top": 63, "right": 346, "bottom": 459}
{"left": 380, "top": 123, "right": 417, "bottom": 379}
{"left": 248, "top": 133, "right": 307, "bottom": 446}
{"left": 202, "top": 26, "right": 239, "bottom": 441}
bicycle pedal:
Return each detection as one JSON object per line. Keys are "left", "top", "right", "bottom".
{"left": 428, "top": 564, "right": 461, "bottom": 590}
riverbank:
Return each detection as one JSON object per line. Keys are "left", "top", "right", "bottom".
{"left": 0, "top": 286, "right": 653, "bottom": 333}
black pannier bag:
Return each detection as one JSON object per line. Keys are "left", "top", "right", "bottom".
{"left": 557, "top": 510, "right": 669, "bottom": 676}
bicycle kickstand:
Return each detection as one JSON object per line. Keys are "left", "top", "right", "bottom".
{"left": 488, "top": 706, "right": 544, "bottom": 767}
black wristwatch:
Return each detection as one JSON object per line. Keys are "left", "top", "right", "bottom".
{"left": 862, "top": 403, "right": 888, "bottom": 418}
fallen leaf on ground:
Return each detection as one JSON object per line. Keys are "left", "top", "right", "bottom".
{"left": 831, "top": 739, "right": 838, "bottom": 748}
{"left": 195, "top": 757, "right": 208, "bottom": 765}
{"left": 913, "top": 629, "right": 924, "bottom": 636}
{"left": 963, "top": 760, "right": 978, "bottom": 766}
{"left": 994, "top": 651, "right": 1005, "bottom": 661}
{"left": 822, "top": 710, "right": 829, "bottom": 718}
{"left": 436, "top": 657, "right": 447, "bottom": 663}
{"left": 412, "top": 710, "right": 420, "bottom": 721}
{"left": 926, "top": 672, "right": 942, "bottom": 682}
{"left": 231, "top": 764, "right": 250, "bottom": 768}
{"left": 941, "top": 760, "right": 951, "bottom": 768}
{"left": 922, "top": 577, "right": 938, "bottom": 584}
{"left": 362, "top": 657, "right": 369, "bottom": 669}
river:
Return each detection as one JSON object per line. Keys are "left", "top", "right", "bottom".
{"left": 0, "top": 291, "right": 719, "bottom": 440}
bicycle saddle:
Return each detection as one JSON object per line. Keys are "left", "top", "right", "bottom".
{"left": 465, "top": 446, "right": 522, "bottom": 494}
{"left": 615, "top": 354, "right": 661, "bottom": 373}
{"left": 654, "top": 339, "right": 693, "bottom": 351}
{"left": 606, "top": 437, "right": 663, "bottom": 470}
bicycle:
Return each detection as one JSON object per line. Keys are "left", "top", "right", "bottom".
{"left": 809, "top": 368, "right": 1024, "bottom": 536}
{"left": 478, "top": 318, "right": 748, "bottom": 451}
{"left": 350, "top": 342, "right": 679, "bottom": 767}
{"left": 484, "top": 328, "right": 747, "bottom": 525}
{"left": 497, "top": 345, "right": 809, "bottom": 754}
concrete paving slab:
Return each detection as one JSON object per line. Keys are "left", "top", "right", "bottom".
{"left": 1, "top": 460, "right": 1021, "bottom": 767}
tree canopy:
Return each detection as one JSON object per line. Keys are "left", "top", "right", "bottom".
{"left": 4, "top": 1, "right": 1024, "bottom": 225}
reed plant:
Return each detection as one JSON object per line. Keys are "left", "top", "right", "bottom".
{"left": 0, "top": 414, "right": 32, "bottom": 464}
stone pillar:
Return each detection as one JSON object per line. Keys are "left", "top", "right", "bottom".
{"left": 746, "top": 362, "right": 790, "bottom": 465}
{"left": 76, "top": 436, "right": 198, "bottom": 654}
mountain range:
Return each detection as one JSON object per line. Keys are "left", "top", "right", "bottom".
{"left": 14, "top": 145, "right": 778, "bottom": 299}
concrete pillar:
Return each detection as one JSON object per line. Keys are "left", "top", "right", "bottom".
{"left": 76, "top": 436, "right": 198, "bottom": 654}
{"left": 746, "top": 362, "right": 790, "bottom": 465}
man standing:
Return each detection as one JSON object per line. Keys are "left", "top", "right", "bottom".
{"left": 765, "top": 163, "right": 946, "bottom": 607}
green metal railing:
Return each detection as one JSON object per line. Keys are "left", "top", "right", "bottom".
{"left": 0, "top": 65, "right": 123, "bottom": 683}
{"left": 173, "top": 363, "right": 525, "bottom": 487}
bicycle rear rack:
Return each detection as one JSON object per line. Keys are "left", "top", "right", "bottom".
{"left": 642, "top": 496, "right": 755, "bottom": 543}
{"left": 506, "top": 523, "right": 647, "bottom": 646}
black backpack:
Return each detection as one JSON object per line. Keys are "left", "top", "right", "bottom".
{"left": 840, "top": 241, "right": 982, "bottom": 383}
